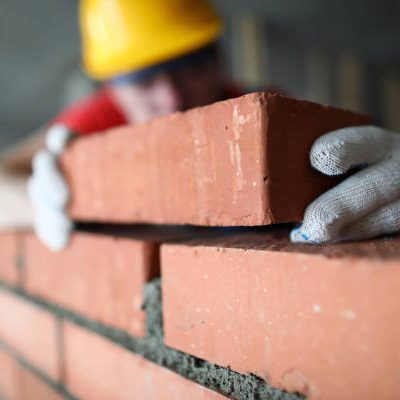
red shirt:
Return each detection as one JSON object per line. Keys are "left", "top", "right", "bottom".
{"left": 51, "top": 86, "right": 127, "bottom": 135}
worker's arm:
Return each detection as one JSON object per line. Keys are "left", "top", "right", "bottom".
{"left": 291, "top": 126, "right": 400, "bottom": 244}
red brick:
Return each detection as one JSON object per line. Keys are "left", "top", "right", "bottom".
{"left": 19, "top": 367, "right": 63, "bottom": 400}
{"left": 0, "top": 349, "right": 63, "bottom": 400}
{"left": 0, "top": 290, "right": 59, "bottom": 380}
{"left": 64, "top": 322, "right": 228, "bottom": 400}
{"left": 24, "top": 231, "right": 158, "bottom": 337}
{"left": 0, "top": 230, "right": 22, "bottom": 286}
{"left": 162, "top": 229, "right": 400, "bottom": 400}
{"left": 0, "top": 349, "right": 18, "bottom": 399}
{"left": 61, "top": 92, "right": 368, "bottom": 226}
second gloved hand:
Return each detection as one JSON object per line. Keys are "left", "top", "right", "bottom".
{"left": 27, "top": 124, "right": 73, "bottom": 251}
{"left": 291, "top": 126, "right": 400, "bottom": 244}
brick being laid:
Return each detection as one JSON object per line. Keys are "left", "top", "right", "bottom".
{"left": 61, "top": 92, "right": 368, "bottom": 226}
{"left": 161, "top": 228, "right": 400, "bottom": 400}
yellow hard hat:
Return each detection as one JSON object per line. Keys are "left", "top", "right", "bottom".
{"left": 80, "top": 0, "right": 223, "bottom": 80}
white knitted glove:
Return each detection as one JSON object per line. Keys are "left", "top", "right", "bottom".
{"left": 27, "top": 124, "right": 73, "bottom": 251}
{"left": 291, "top": 126, "right": 400, "bottom": 244}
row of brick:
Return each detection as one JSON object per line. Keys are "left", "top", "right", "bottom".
{"left": 0, "top": 289, "right": 228, "bottom": 400}
{"left": 1, "top": 228, "right": 400, "bottom": 399}
{"left": 0, "top": 349, "right": 62, "bottom": 400}
{"left": 61, "top": 92, "right": 368, "bottom": 226}
{"left": 0, "top": 226, "right": 234, "bottom": 337}
{"left": 0, "top": 229, "right": 160, "bottom": 337}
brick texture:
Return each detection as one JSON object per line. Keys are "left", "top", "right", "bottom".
{"left": 18, "top": 367, "right": 63, "bottom": 400}
{"left": 64, "top": 322, "right": 228, "bottom": 400}
{"left": 162, "top": 229, "right": 400, "bottom": 400}
{"left": 61, "top": 92, "right": 368, "bottom": 226}
{"left": 0, "top": 349, "right": 62, "bottom": 400}
{"left": 24, "top": 231, "right": 159, "bottom": 337}
{"left": 0, "top": 230, "right": 21, "bottom": 286}
{"left": 0, "top": 290, "right": 60, "bottom": 380}
{"left": 0, "top": 349, "right": 18, "bottom": 399}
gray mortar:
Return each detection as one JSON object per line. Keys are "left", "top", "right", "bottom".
{"left": 0, "top": 281, "right": 305, "bottom": 400}
{"left": 77, "top": 327, "right": 303, "bottom": 400}
{"left": 144, "top": 338, "right": 303, "bottom": 400}
{"left": 142, "top": 277, "right": 163, "bottom": 341}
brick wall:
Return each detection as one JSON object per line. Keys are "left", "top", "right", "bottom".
{"left": 0, "top": 229, "right": 304, "bottom": 400}
{"left": 1, "top": 92, "right": 397, "bottom": 400}
{"left": 1, "top": 228, "right": 400, "bottom": 399}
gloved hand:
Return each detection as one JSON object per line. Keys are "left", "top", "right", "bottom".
{"left": 291, "top": 125, "right": 400, "bottom": 244}
{"left": 27, "top": 124, "right": 74, "bottom": 251}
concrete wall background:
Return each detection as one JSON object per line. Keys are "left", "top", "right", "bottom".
{"left": 0, "top": 0, "right": 84, "bottom": 148}
{"left": 1, "top": 0, "right": 400, "bottom": 149}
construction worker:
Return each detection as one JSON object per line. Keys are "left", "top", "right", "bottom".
{"left": 28, "top": 0, "right": 400, "bottom": 250}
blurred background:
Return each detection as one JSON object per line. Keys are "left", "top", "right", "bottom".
{"left": 1, "top": 0, "right": 400, "bottom": 149}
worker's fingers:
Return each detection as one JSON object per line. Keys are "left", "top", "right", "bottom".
{"left": 339, "top": 198, "right": 400, "bottom": 241}
{"left": 310, "top": 126, "right": 392, "bottom": 176}
{"left": 290, "top": 157, "right": 400, "bottom": 244}
{"left": 34, "top": 208, "right": 73, "bottom": 252}
{"left": 28, "top": 150, "right": 69, "bottom": 208}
